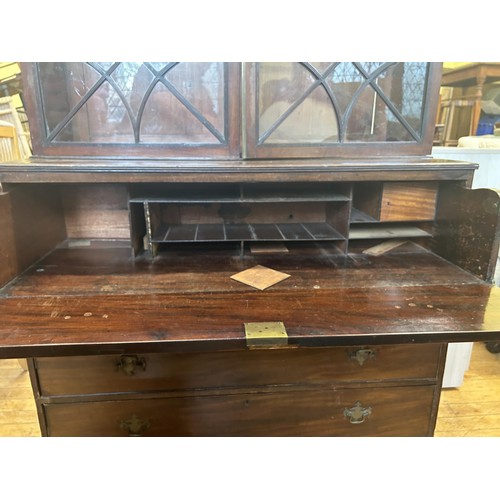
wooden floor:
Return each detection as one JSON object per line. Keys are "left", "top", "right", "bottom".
{"left": 0, "top": 359, "right": 40, "bottom": 437}
{"left": 435, "top": 342, "right": 500, "bottom": 437}
{"left": 0, "top": 343, "right": 498, "bottom": 437}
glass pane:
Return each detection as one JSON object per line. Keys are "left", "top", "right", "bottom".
{"left": 309, "top": 62, "right": 334, "bottom": 72}
{"left": 255, "top": 62, "right": 429, "bottom": 146}
{"left": 258, "top": 62, "right": 314, "bottom": 119}
{"left": 395, "top": 62, "right": 427, "bottom": 134}
{"left": 140, "top": 62, "right": 224, "bottom": 144}
{"left": 345, "top": 84, "right": 382, "bottom": 141}
{"left": 345, "top": 84, "right": 413, "bottom": 142}
{"left": 169, "top": 62, "right": 224, "bottom": 135}
{"left": 108, "top": 62, "right": 145, "bottom": 119}
{"left": 37, "top": 62, "right": 68, "bottom": 137}
{"left": 343, "top": 62, "right": 427, "bottom": 142}
{"left": 258, "top": 62, "right": 338, "bottom": 144}
{"left": 39, "top": 62, "right": 101, "bottom": 139}
{"left": 38, "top": 62, "right": 226, "bottom": 145}
{"left": 358, "top": 62, "right": 385, "bottom": 73}
{"left": 149, "top": 62, "right": 171, "bottom": 71}
{"left": 327, "top": 63, "right": 365, "bottom": 118}
{"left": 95, "top": 62, "right": 115, "bottom": 71}
{"left": 264, "top": 85, "right": 338, "bottom": 143}
{"left": 55, "top": 80, "right": 135, "bottom": 143}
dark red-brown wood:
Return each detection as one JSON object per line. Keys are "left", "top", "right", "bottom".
{"left": 434, "top": 185, "right": 500, "bottom": 282}
{"left": 0, "top": 157, "right": 478, "bottom": 184}
{"left": 35, "top": 343, "right": 442, "bottom": 397}
{"left": 0, "top": 61, "right": 498, "bottom": 438}
{"left": 21, "top": 63, "right": 242, "bottom": 160}
{"left": 0, "top": 185, "right": 67, "bottom": 287}
{"left": 1, "top": 244, "right": 499, "bottom": 358}
{"left": 42, "top": 385, "right": 439, "bottom": 437}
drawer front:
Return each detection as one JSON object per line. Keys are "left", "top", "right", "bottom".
{"left": 35, "top": 344, "right": 442, "bottom": 396}
{"left": 379, "top": 182, "right": 438, "bottom": 222}
{"left": 43, "top": 385, "right": 436, "bottom": 437}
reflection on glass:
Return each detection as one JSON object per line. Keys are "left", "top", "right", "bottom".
{"left": 262, "top": 86, "right": 339, "bottom": 143}
{"left": 258, "top": 62, "right": 338, "bottom": 144}
{"left": 38, "top": 62, "right": 226, "bottom": 145}
{"left": 257, "top": 62, "right": 429, "bottom": 145}
{"left": 140, "top": 63, "right": 224, "bottom": 144}
{"left": 344, "top": 62, "right": 427, "bottom": 143}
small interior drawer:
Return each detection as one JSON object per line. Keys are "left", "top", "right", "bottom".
{"left": 35, "top": 343, "right": 442, "bottom": 397}
{"left": 353, "top": 181, "right": 439, "bottom": 222}
{"left": 379, "top": 182, "right": 439, "bottom": 221}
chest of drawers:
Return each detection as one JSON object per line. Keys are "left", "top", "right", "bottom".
{"left": 31, "top": 344, "right": 444, "bottom": 436}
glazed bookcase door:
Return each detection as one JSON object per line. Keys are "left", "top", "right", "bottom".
{"left": 22, "top": 62, "right": 241, "bottom": 159}
{"left": 244, "top": 62, "right": 442, "bottom": 158}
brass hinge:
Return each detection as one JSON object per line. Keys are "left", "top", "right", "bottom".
{"left": 244, "top": 322, "right": 288, "bottom": 347}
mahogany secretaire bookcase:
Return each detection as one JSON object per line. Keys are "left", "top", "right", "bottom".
{"left": 1, "top": 62, "right": 499, "bottom": 436}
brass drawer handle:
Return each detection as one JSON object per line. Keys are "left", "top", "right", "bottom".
{"left": 119, "top": 414, "right": 150, "bottom": 437}
{"left": 348, "top": 348, "right": 376, "bottom": 366}
{"left": 116, "top": 355, "right": 147, "bottom": 376}
{"left": 344, "top": 401, "right": 372, "bottom": 424}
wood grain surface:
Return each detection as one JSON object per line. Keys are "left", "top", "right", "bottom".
{"left": 43, "top": 385, "right": 437, "bottom": 437}
{"left": 0, "top": 244, "right": 499, "bottom": 357}
{"left": 35, "top": 344, "right": 442, "bottom": 397}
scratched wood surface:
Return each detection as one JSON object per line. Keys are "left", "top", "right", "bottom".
{"left": 0, "top": 243, "right": 499, "bottom": 358}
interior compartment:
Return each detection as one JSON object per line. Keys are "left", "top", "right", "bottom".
{"left": 0, "top": 179, "right": 469, "bottom": 271}
{"left": 129, "top": 182, "right": 352, "bottom": 258}
{"left": 352, "top": 181, "right": 439, "bottom": 222}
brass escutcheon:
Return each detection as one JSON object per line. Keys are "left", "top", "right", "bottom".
{"left": 119, "top": 414, "right": 150, "bottom": 437}
{"left": 344, "top": 401, "right": 372, "bottom": 424}
{"left": 348, "top": 348, "right": 376, "bottom": 366}
{"left": 116, "top": 355, "right": 147, "bottom": 376}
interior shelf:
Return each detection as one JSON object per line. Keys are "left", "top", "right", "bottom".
{"left": 349, "top": 225, "right": 432, "bottom": 240}
{"left": 128, "top": 182, "right": 352, "bottom": 257}
{"left": 152, "top": 222, "right": 345, "bottom": 243}
{"left": 350, "top": 207, "right": 378, "bottom": 223}
{"left": 130, "top": 193, "right": 350, "bottom": 204}
{"left": 127, "top": 181, "right": 442, "bottom": 258}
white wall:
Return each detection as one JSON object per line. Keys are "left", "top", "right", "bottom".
{"left": 432, "top": 146, "right": 500, "bottom": 189}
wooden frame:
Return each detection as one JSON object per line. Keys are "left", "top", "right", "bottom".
{"left": 244, "top": 62, "right": 442, "bottom": 159}
{"left": 21, "top": 62, "right": 242, "bottom": 160}
{"left": 21, "top": 62, "right": 443, "bottom": 162}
